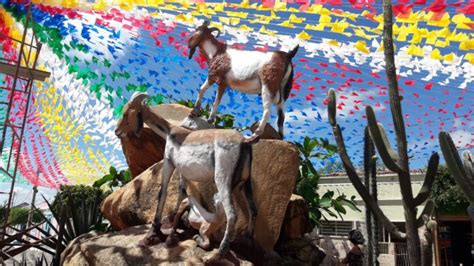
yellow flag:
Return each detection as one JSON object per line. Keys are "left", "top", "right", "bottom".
{"left": 332, "top": 21, "right": 349, "bottom": 34}
{"left": 444, "top": 53, "right": 454, "bottom": 62}
{"left": 259, "top": 25, "right": 277, "bottom": 36}
{"left": 214, "top": 3, "right": 225, "bottom": 12}
{"left": 307, "top": 4, "right": 322, "bottom": 14}
{"left": 297, "top": 31, "right": 312, "bottom": 41}
{"left": 328, "top": 39, "right": 339, "bottom": 46}
{"left": 274, "top": 1, "right": 287, "bottom": 11}
{"left": 93, "top": 0, "right": 108, "bottom": 10}
{"left": 239, "top": 0, "right": 249, "bottom": 8}
{"left": 176, "top": 13, "right": 194, "bottom": 23}
{"left": 219, "top": 17, "right": 230, "bottom": 25}
{"left": 239, "top": 25, "right": 253, "bottom": 31}
{"left": 427, "top": 12, "right": 450, "bottom": 28}
{"left": 355, "top": 40, "right": 369, "bottom": 54}
{"left": 460, "top": 40, "right": 474, "bottom": 51}
{"left": 279, "top": 20, "right": 295, "bottom": 28}
{"left": 435, "top": 39, "right": 448, "bottom": 48}
{"left": 431, "top": 49, "right": 443, "bottom": 60}
{"left": 305, "top": 24, "right": 325, "bottom": 31}
{"left": 465, "top": 53, "right": 474, "bottom": 64}
{"left": 230, "top": 17, "right": 240, "bottom": 26}
{"left": 62, "top": 0, "right": 80, "bottom": 8}
{"left": 406, "top": 44, "right": 424, "bottom": 57}
{"left": 227, "top": 11, "right": 248, "bottom": 19}
{"left": 319, "top": 14, "right": 331, "bottom": 24}
{"left": 289, "top": 14, "right": 305, "bottom": 24}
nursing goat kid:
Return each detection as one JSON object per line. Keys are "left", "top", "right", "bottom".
{"left": 188, "top": 20, "right": 299, "bottom": 140}
{"left": 115, "top": 94, "right": 257, "bottom": 261}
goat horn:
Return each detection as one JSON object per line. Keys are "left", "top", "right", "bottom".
{"left": 131, "top": 93, "right": 149, "bottom": 104}
{"left": 202, "top": 20, "right": 210, "bottom": 27}
{"left": 209, "top": 27, "right": 221, "bottom": 38}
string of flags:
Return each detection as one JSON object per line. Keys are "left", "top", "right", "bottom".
{"left": 0, "top": 0, "right": 472, "bottom": 187}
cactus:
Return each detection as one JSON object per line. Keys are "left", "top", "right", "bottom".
{"left": 364, "top": 127, "right": 379, "bottom": 266}
{"left": 439, "top": 132, "right": 474, "bottom": 218}
{"left": 326, "top": 1, "right": 439, "bottom": 264}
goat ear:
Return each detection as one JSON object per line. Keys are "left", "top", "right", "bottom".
{"left": 128, "top": 109, "right": 143, "bottom": 137}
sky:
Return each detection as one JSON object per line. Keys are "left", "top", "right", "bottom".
{"left": 0, "top": 0, "right": 473, "bottom": 197}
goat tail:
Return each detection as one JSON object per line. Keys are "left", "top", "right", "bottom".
{"left": 280, "top": 63, "right": 294, "bottom": 103}
{"left": 286, "top": 44, "right": 299, "bottom": 59}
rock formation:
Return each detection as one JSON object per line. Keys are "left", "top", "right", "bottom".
{"left": 61, "top": 225, "right": 253, "bottom": 265}
{"left": 118, "top": 104, "right": 192, "bottom": 177}
{"left": 101, "top": 140, "right": 299, "bottom": 252}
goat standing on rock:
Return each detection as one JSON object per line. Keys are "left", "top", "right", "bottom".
{"left": 188, "top": 20, "right": 299, "bottom": 140}
{"left": 115, "top": 93, "right": 257, "bottom": 262}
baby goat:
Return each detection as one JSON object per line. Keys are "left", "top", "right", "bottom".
{"left": 188, "top": 20, "right": 299, "bottom": 140}
{"left": 115, "top": 93, "right": 257, "bottom": 262}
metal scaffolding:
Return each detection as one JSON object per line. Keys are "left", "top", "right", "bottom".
{"left": 0, "top": 4, "right": 50, "bottom": 244}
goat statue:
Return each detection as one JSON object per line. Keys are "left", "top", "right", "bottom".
{"left": 115, "top": 93, "right": 257, "bottom": 262}
{"left": 188, "top": 20, "right": 299, "bottom": 140}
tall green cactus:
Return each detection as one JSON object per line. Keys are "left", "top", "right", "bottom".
{"left": 326, "top": 1, "right": 439, "bottom": 264}
{"left": 439, "top": 132, "right": 474, "bottom": 217}
{"left": 364, "top": 127, "right": 379, "bottom": 266}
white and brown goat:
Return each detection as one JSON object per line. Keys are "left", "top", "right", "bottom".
{"left": 188, "top": 20, "right": 299, "bottom": 139}
{"left": 115, "top": 93, "right": 257, "bottom": 261}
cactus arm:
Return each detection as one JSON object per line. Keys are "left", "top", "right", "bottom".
{"left": 439, "top": 132, "right": 474, "bottom": 203}
{"left": 366, "top": 106, "right": 403, "bottom": 173}
{"left": 332, "top": 124, "right": 405, "bottom": 239}
{"left": 382, "top": 0, "right": 409, "bottom": 174}
{"left": 378, "top": 123, "right": 400, "bottom": 162}
{"left": 413, "top": 153, "right": 439, "bottom": 206}
{"left": 328, "top": 89, "right": 405, "bottom": 239}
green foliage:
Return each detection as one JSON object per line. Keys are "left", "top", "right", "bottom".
{"left": 0, "top": 204, "right": 5, "bottom": 225}
{"left": 93, "top": 166, "right": 131, "bottom": 190}
{"left": 0, "top": 204, "right": 43, "bottom": 226}
{"left": 35, "top": 185, "right": 110, "bottom": 264}
{"left": 8, "top": 207, "right": 43, "bottom": 225}
{"left": 430, "top": 165, "right": 469, "bottom": 215}
{"left": 51, "top": 185, "right": 107, "bottom": 219}
{"left": 295, "top": 137, "right": 360, "bottom": 226}
{"left": 176, "top": 100, "right": 235, "bottom": 129}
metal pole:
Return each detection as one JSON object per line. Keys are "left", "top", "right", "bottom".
{"left": 26, "top": 170, "right": 39, "bottom": 230}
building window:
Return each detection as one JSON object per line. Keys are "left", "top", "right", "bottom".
{"left": 319, "top": 220, "right": 354, "bottom": 236}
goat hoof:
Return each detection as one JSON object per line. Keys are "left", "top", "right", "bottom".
{"left": 190, "top": 108, "right": 200, "bottom": 117}
{"left": 193, "top": 234, "right": 211, "bottom": 250}
{"left": 139, "top": 230, "right": 166, "bottom": 246}
{"left": 165, "top": 232, "right": 179, "bottom": 247}
{"left": 206, "top": 117, "right": 216, "bottom": 124}
{"left": 203, "top": 252, "right": 222, "bottom": 265}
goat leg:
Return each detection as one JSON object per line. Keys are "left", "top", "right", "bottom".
{"left": 166, "top": 176, "right": 189, "bottom": 247}
{"left": 277, "top": 103, "right": 285, "bottom": 139}
{"left": 207, "top": 84, "right": 226, "bottom": 124}
{"left": 243, "top": 178, "right": 257, "bottom": 239}
{"left": 140, "top": 159, "right": 175, "bottom": 246}
{"left": 252, "top": 86, "right": 273, "bottom": 137}
{"left": 192, "top": 78, "right": 213, "bottom": 117}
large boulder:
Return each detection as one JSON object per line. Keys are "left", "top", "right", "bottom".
{"left": 100, "top": 162, "right": 180, "bottom": 230}
{"left": 118, "top": 104, "right": 192, "bottom": 177}
{"left": 61, "top": 225, "right": 253, "bottom": 265}
{"left": 101, "top": 140, "right": 299, "bottom": 252}
{"left": 279, "top": 194, "right": 312, "bottom": 241}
